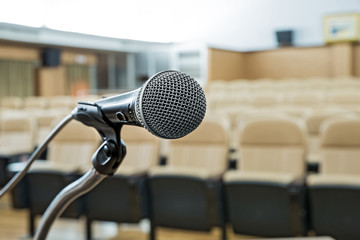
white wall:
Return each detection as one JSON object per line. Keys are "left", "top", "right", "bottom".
{"left": 1, "top": 0, "right": 360, "bottom": 51}
{"left": 200, "top": 0, "right": 360, "bottom": 51}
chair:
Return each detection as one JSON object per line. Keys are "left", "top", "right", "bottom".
{"left": 23, "top": 96, "right": 48, "bottom": 110}
{"left": 0, "top": 115, "right": 35, "bottom": 186}
{"left": 304, "top": 109, "right": 354, "bottom": 171}
{"left": 249, "top": 93, "right": 281, "bottom": 108}
{"left": 307, "top": 117, "right": 360, "bottom": 240}
{"left": 223, "top": 116, "right": 308, "bottom": 237}
{"left": 0, "top": 96, "right": 23, "bottom": 109}
{"left": 84, "top": 125, "right": 160, "bottom": 240}
{"left": 21, "top": 120, "right": 101, "bottom": 236}
{"left": 48, "top": 95, "right": 77, "bottom": 111}
{"left": 147, "top": 116, "right": 230, "bottom": 240}
{"left": 284, "top": 92, "right": 325, "bottom": 107}
{"left": 327, "top": 91, "right": 360, "bottom": 108}
{"left": 32, "top": 112, "right": 66, "bottom": 146}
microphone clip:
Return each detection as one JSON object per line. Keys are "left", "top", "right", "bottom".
{"left": 72, "top": 102, "right": 127, "bottom": 176}
{"left": 92, "top": 139, "right": 126, "bottom": 175}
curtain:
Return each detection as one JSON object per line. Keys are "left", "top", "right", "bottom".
{"left": 0, "top": 59, "right": 37, "bottom": 98}
{"left": 65, "top": 64, "right": 96, "bottom": 96}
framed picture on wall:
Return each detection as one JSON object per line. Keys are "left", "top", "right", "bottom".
{"left": 323, "top": 13, "right": 359, "bottom": 43}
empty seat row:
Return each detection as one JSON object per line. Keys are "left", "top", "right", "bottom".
{"left": 0, "top": 96, "right": 78, "bottom": 111}
{"left": 207, "top": 91, "right": 360, "bottom": 112}
{"left": 206, "top": 77, "right": 360, "bottom": 93}
{"left": 205, "top": 78, "right": 360, "bottom": 115}
{"left": 6, "top": 115, "right": 360, "bottom": 240}
{"left": 1, "top": 107, "right": 358, "bottom": 177}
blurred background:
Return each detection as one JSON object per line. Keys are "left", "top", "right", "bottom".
{"left": 0, "top": 0, "right": 359, "bottom": 95}
{"left": 1, "top": 0, "right": 360, "bottom": 240}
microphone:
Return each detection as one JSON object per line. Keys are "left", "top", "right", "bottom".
{"left": 75, "top": 70, "right": 207, "bottom": 139}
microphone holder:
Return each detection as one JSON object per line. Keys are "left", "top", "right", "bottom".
{"left": 34, "top": 102, "right": 128, "bottom": 240}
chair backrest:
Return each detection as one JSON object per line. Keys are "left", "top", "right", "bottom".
{"left": 320, "top": 118, "right": 360, "bottom": 176}
{"left": 48, "top": 96, "right": 77, "bottom": 111}
{"left": 116, "top": 125, "right": 160, "bottom": 175}
{"left": 238, "top": 116, "right": 306, "bottom": 179}
{"left": 47, "top": 120, "right": 101, "bottom": 172}
{"left": 249, "top": 93, "right": 281, "bottom": 108}
{"left": 0, "top": 115, "right": 35, "bottom": 155}
{"left": 33, "top": 112, "right": 65, "bottom": 145}
{"left": 166, "top": 116, "right": 230, "bottom": 178}
{"left": 328, "top": 91, "right": 360, "bottom": 106}
{"left": 304, "top": 109, "right": 354, "bottom": 162}
{"left": 24, "top": 96, "right": 48, "bottom": 110}
{"left": 284, "top": 92, "right": 324, "bottom": 106}
{"left": 1, "top": 97, "right": 23, "bottom": 109}
{"left": 305, "top": 110, "right": 351, "bottom": 135}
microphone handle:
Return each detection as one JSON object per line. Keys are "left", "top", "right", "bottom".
{"left": 94, "top": 89, "right": 141, "bottom": 126}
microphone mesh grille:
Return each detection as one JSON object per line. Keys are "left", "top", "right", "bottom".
{"left": 135, "top": 71, "right": 206, "bottom": 139}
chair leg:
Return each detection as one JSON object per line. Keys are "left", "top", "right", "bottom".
{"left": 149, "top": 220, "right": 155, "bottom": 240}
{"left": 86, "top": 218, "right": 92, "bottom": 240}
{"left": 221, "top": 224, "right": 227, "bottom": 240}
{"left": 29, "top": 211, "right": 35, "bottom": 237}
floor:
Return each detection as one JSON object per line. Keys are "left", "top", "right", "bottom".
{"left": 0, "top": 193, "right": 258, "bottom": 240}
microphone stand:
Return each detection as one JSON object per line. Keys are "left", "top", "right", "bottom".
{"left": 34, "top": 168, "right": 105, "bottom": 239}
{"left": 34, "top": 102, "right": 127, "bottom": 240}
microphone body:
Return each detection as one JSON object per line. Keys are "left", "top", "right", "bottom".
{"left": 76, "top": 70, "right": 207, "bottom": 140}
{"left": 94, "top": 89, "right": 141, "bottom": 126}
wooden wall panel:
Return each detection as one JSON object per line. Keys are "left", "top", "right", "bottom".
{"left": 208, "top": 43, "right": 358, "bottom": 80}
{"left": 329, "top": 43, "right": 353, "bottom": 77}
{"left": 0, "top": 45, "right": 39, "bottom": 61}
{"left": 354, "top": 44, "right": 360, "bottom": 77}
{"left": 243, "top": 47, "right": 332, "bottom": 79}
{"left": 208, "top": 48, "right": 244, "bottom": 81}
{"left": 37, "top": 67, "right": 66, "bottom": 96}
{"left": 61, "top": 51, "right": 97, "bottom": 65}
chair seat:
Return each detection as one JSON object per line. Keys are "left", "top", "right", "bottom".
{"left": 115, "top": 166, "right": 147, "bottom": 177}
{"left": 0, "top": 148, "right": 29, "bottom": 156}
{"left": 8, "top": 161, "right": 79, "bottom": 174}
{"left": 149, "top": 166, "right": 214, "bottom": 179}
{"left": 224, "top": 170, "right": 298, "bottom": 185}
{"left": 307, "top": 174, "right": 360, "bottom": 187}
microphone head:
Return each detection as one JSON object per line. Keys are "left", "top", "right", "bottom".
{"left": 135, "top": 70, "right": 207, "bottom": 139}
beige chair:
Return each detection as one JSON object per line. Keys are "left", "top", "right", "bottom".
{"left": 0, "top": 96, "right": 23, "bottom": 109}
{"left": 304, "top": 109, "right": 354, "bottom": 167}
{"left": 206, "top": 80, "right": 228, "bottom": 96}
{"left": 24, "top": 111, "right": 66, "bottom": 147}
{"left": 275, "top": 106, "right": 312, "bottom": 119}
{"left": 48, "top": 95, "right": 77, "bottom": 111}
{"left": 249, "top": 93, "right": 281, "bottom": 108}
{"left": 25, "top": 120, "right": 101, "bottom": 173}
{"left": 232, "top": 111, "right": 294, "bottom": 160}
{"left": 0, "top": 115, "right": 35, "bottom": 186}
{"left": 22, "top": 120, "right": 101, "bottom": 236}
{"left": 85, "top": 125, "right": 160, "bottom": 239}
{"left": 116, "top": 125, "right": 160, "bottom": 175}
{"left": 148, "top": 116, "right": 230, "bottom": 240}
{"left": 307, "top": 117, "right": 360, "bottom": 240}
{"left": 327, "top": 91, "right": 360, "bottom": 108}
{"left": 24, "top": 96, "right": 48, "bottom": 110}
{"left": 223, "top": 116, "right": 308, "bottom": 237}
{"left": 0, "top": 115, "right": 36, "bottom": 156}
{"left": 284, "top": 92, "right": 325, "bottom": 107}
